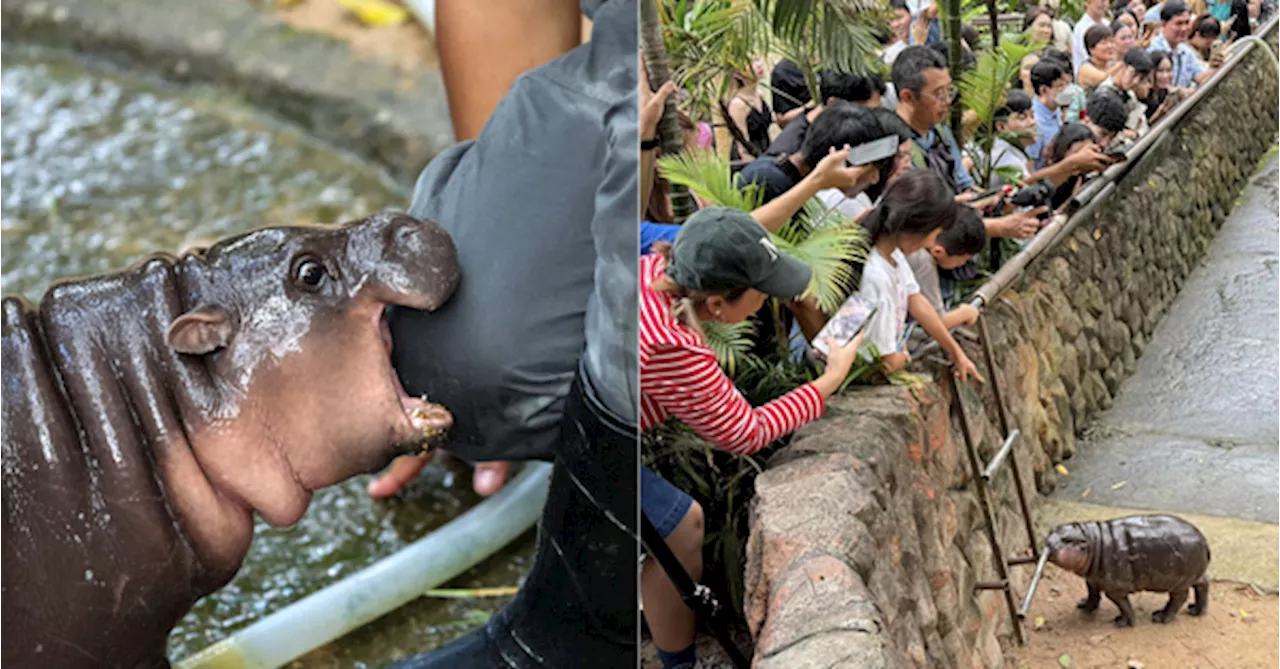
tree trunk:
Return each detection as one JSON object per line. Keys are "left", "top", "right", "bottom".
{"left": 946, "top": 0, "right": 964, "bottom": 142}
{"left": 986, "top": 0, "right": 1001, "bottom": 48}
{"left": 641, "top": 0, "right": 696, "bottom": 221}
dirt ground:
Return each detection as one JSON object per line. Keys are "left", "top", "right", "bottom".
{"left": 1007, "top": 566, "right": 1279, "bottom": 669}
{"left": 266, "top": 0, "right": 438, "bottom": 70}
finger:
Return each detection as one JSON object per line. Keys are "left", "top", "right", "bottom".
{"left": 368, "top": 452, "right": 432, "bottom": 498}
{"left": 473, "top": 461, "right": 512, "bottom": 497}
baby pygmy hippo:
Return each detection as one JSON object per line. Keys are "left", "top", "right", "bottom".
{"left": 1045, "top": 515, "right": 1211, "bottom": 627}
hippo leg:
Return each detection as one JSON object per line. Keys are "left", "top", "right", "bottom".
{"left": 1152, "top": 588, "right": 1189, "bottom": 623}
{"left": 1077, "top": 582, "right": 1101, "bottom": 612}
{"left": 1188, "top": 578, "right": 1209, "bottom": 616}
{"left": 1105, "top": 591, "right": 1135, "bottom": 627}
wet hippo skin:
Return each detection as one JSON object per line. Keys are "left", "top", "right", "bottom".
{"left": 1046, "top": 514, "right": 1212, "bottom": 627}
{"left": 1, "top": 213, "right": 458, "bottom": 668}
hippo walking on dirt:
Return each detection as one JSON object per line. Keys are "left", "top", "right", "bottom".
{"left": 2, "top": 213, "right": 458, "bottom": 668}
{"left": 1046, "top": 514, "right": 1211, "bottom": 627}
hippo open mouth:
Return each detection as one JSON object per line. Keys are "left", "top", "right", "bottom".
{"left": 377, "top": 305, "right": 452, "bottom": 451}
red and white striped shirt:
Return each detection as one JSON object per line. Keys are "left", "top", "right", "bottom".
{"left": 639, "top": 254, "right": 825, "bottom": 455}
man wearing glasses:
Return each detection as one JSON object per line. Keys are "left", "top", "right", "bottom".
{"left": 891, "top": 46, "right": 1044, "bottom": 241}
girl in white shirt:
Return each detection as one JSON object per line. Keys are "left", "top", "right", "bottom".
{"left": 855, "top": 169, "right": 984, "bottom": 381}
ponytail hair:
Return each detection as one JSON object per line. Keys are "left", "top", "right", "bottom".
{"left": 861, "top": 168, "right": 958, "bottom": 244}
{"left": 651, "top": 240, "right": 749, "bottom": 341}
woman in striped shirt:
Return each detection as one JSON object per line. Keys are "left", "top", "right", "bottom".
{"left": 639, "top": 207, "right": 863, "bottom": 669}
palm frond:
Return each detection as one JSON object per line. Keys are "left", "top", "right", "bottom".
{"left": 657, "top": 149, "right": 765, "bottom": 211}
{"left": 770, "top": 199, "right": 869, "bottom": 314}
{"left": 701, "top": 319, "right": 761, "bottom": 377}
{"left": 958, "top": 38, "right": 1033, "bottom": 187}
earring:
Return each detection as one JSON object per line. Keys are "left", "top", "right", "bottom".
{"left": 714, "top": 309, "right": 723, "bottom": 319}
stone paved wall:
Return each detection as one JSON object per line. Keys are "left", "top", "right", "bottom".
{"left": 744, "top": 25, "right": 1279, "bottom": 669}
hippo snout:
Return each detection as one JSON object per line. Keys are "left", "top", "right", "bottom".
{"left": 346, "top": 213, "right": 460, "bottom": 312}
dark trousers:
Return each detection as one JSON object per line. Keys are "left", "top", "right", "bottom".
{"left": 391, "top": 363, "right": 639, "bottom": 668}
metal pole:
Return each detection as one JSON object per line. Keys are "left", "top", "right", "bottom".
{"left": 977, "top": 314, "right": 1038, "bottom": 558}
{"left": 1018, "top": 550, "right": 1052, "bottom": 618}
{"left": 946, "top": 370, "right": 1025, "bottom": 646}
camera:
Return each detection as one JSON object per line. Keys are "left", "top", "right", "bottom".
{"left": 1009, "top": 179, "right": 1056, "bottom": 217}
{"left": 979, "top": 180, "right": 1056, "bottom": 220}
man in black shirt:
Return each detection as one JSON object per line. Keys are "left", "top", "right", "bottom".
{"left": 771, "top": 59, "right": 812, "bottom": 128}
{"left": 764, "top": 71, "right": 888, "bottom": 158}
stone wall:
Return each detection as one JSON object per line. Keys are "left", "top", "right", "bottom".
{"left": 743, "top": 25, "right": 1279, "bottom": 669}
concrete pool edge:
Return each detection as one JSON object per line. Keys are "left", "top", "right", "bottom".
{"left": 1, "top": 0, "right": 455, "bottom": 187}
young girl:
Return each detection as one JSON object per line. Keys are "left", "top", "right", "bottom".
{"left": 855, "top": 168, "right": 984, "bottom": 381}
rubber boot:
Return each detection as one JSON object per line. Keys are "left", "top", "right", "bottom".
{"left": 391, "top": 365, "right": 638, "bottom": 668}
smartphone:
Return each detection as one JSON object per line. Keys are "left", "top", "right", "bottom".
{"left": 846, "top": 135, "right": 901, "bottom": 167}
{"left": 1102, "top": 144, "right": 1128, "bottom": 162}
{"left": 812, "top": 297, "right": 879, "bottom": 360}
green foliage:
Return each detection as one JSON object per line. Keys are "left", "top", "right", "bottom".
{"left": 957, "top": 36, "right": 1033, "bottom": 188}
{"left": 660, "top": 0, "right": 766, "bottom": 119}
{"left": 660, "top": 0, "right": 889, "bottom": 123}
{"left": 656, "top": 149, "right": 765, "bottom": 211}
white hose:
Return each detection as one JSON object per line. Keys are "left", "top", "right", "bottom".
{"left": 175, "top": 462, "right": 553, "bottom": 669}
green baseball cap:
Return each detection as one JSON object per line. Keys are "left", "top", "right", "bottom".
{"left": 666, "top": 207, "right": 813, "bottom": 299}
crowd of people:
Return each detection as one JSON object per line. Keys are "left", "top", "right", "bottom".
{"left": 638, "top": 0, "right": 1272, "bottom": 665}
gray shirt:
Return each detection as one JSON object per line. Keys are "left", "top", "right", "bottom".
{"left": 390, "top": 0, "right": 637, "bottom": 462}
{"left": 906, "top": 248, "right": 944, "bottom": 313}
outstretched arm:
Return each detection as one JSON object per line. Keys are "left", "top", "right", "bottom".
{"left": 435, "top": 0, "right": 582, "bottom": 140}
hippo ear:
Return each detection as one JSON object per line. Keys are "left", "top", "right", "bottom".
{"left": 166, "top": 305, "right": 235, "bottom": 355}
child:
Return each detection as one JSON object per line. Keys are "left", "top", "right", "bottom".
{"left": 906, "top": 204, "right": 986, "bottom": 329}
{"left": 856, "top": 169, "right": 984, "bottom": 381}
{"left": 972, "top": 89, "right": 1037, "bottom": 188}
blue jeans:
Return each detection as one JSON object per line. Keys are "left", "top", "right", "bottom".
{"left": 641, "top": 466, "right": 693, "bottom": 538}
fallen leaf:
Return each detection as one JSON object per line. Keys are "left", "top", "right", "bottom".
{"left": 1081, "top": 487, "right": 1092, "bottom": 498}
{"left": 424, "top": 586, "right": 520, "bottom": 598}
{"left": 1034, "top": 616, "right": 1046, "bottom": 630}
{"left": 337, "top": 0, "right": 409, "bottom": 26}
{"left": 1110, "top": 480, "right": 1128, "bottom": 490}
{"left": 1092, "top": 228, "right": 1102, "bottom": 240}
{"left": 1055, "top": 464, "right": 1069, "bottom": 476}
{"left": 1058, "top": 653, "right": 1073, "bottom": 667}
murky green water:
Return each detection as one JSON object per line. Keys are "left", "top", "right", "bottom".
{"left": 1, "top": 47, "right": 535, "bottom": 666}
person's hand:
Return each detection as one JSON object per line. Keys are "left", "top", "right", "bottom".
{"left": 1208, "top": 46, "right": 1226, "bottom": 68}
{"left": 988, "top": 208, "right": 1046, "bottom": 239}
{"left": 823, "top": 332, "right": 864, "bottom": 376}
{"left": 960, "top": 188, "right": 1005, "bottom": 211}
{"left": 952, "top": 303, "right": 980, "bottom": 326}
{"left": 368, "top": 453, "right": 511, "bottom": 498}
{"left": 810, "top": 145, "right": 878, "bottom": 191}
{"left": 638, "top": 50, "right": 678, "bottom": 141}
{"left": 1064, "top": 143, "right": 1111, "bottom": 175}
{"left": 950, "top": 350, "right": 985, "bottom": 383}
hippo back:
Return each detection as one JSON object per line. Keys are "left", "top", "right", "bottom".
{"left": 2, "top": 257, "right": 215, "bottom": 668}
{"left": 1088, "top": 515, "right": 1211, "bottom": 593}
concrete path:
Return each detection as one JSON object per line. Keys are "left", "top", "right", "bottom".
{"left": 1044, "top": 153, "right": 1279, "bottom": 589}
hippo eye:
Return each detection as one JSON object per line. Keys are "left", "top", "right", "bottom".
{"left": 292, "top": 257, "right": 328, "bottom": 289}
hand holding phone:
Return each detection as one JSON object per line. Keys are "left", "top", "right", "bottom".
{"left": 812, "top": 298, "right": 879, "bottom": 360}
